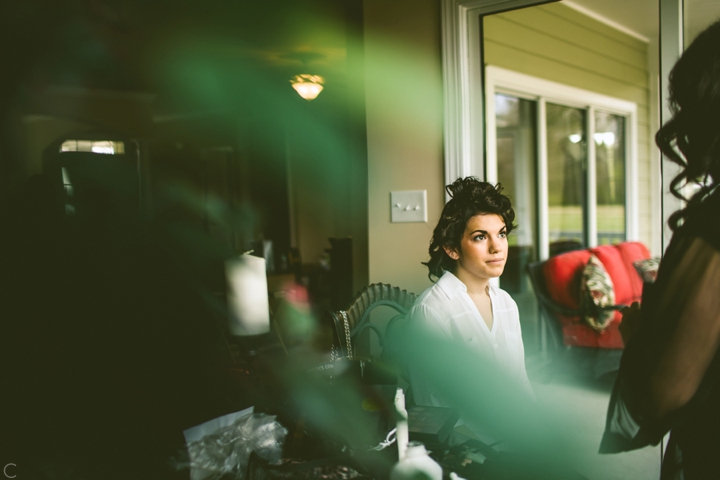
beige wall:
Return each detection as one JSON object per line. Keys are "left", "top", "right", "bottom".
{"left": 484, "top": 3, "right": 657, "bottom": 253}
{"left": 363, "top": 0, "right": 444, "bottom": 296}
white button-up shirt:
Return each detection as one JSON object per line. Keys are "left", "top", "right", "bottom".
{"left": 406, "top": 271, "right": 533, "bottom": 407}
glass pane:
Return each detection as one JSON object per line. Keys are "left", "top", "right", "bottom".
{"left": 546, "top": 103, "right": 586, "bottom": 255}
{"left": 495, "top": 93, "right": 539, "bottom": 352}
{"left": 595, "top": 111, "right": 626, "bottom": 245}
{"left": 495, "top": 94, "right": 521, "bottom": 128}
{"left": 496, "top": 94, "right": 538, "bottom": 252}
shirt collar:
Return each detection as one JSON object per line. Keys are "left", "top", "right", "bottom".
{"left": 436, "top": 271, "right": 467, "bottom": 298}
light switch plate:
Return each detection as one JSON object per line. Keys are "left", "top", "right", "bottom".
{"left": 391, "top": 190, "right": 427, "bottom": 223}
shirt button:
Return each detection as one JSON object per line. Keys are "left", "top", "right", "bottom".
{"left": 493, "top": 343, "right": 498, "bottom": 349}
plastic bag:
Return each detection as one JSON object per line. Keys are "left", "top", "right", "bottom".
{"left": 172, "top": 412, "right": 288, "bottom": 480}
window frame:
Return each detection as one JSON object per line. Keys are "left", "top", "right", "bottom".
{"left": 485, "top": 65, "right": 638, "bottom": 260}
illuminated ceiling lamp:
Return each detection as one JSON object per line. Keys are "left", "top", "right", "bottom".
{"left": 290, "top": 74, "right": 324, "bottom": 101}
{"left": 283, "top": 51, "right": 326, "bottom": 101}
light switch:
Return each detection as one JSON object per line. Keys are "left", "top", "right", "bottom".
{"left": 391, "top": 190, "right": 427, "bottom": 223}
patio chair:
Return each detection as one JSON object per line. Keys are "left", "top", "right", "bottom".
{"left": 528, "top": 241, "right": 651, "bottom": 350}
{"left": 329, "top": 283, "right": 417, "bottom": 361}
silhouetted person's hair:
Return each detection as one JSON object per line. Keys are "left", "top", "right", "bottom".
{"left": 423, "top": 177, "right": 516, "bottom": 281}
{"left": 656, "top": 20, "right": 720, "bottom": 231}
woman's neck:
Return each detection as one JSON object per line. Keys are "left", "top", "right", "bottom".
{"left": 454, "top": 268, "right": 490, "bottom": 296}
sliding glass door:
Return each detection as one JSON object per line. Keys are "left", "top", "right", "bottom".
{"left": 496, "top": 93, "right": 538, "bottom": 262}
{"left": 492, "top": 84, "right": 631, "bottom": 350}
{"left": 495, "top": 93, "right": 539, "bottom": 348}
{"left": 494, "top": 92, "right": 630, "bottom": 256}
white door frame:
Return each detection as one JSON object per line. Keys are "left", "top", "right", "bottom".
{"left": 659, "top": 0, "right": 683, "bottom": 253}
{"left": 441, "top": 0, "right": 559, "bottom": 194}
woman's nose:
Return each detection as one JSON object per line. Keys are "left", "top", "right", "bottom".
{"left": 488, "top": 238, "right": 500, "bottom": 253}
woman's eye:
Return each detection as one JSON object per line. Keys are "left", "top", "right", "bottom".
{"left": 499, "top": 231, "right": 507, "bottom": 238}
{"left": 474, "top": 235, "right": 485, "bottom": 241}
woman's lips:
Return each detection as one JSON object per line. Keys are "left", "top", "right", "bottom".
{"left": 486, "top": 258, "right": 504, "bottom": 264}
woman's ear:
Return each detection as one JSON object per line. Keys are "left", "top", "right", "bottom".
{"left": 443, "top": 245, "right": 460, "bottom": 260}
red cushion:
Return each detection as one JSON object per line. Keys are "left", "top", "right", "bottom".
{"left": 543, "top": 242, "right": 650, "bottom": 348}
{"left": 543, "top": 249, "right": 592, "bottom": 309}
{"left": 562, "top": 311, "right": 624, "bottom": 348}
{"left": 541, "top": 241, "right": 650, "bottom": 349}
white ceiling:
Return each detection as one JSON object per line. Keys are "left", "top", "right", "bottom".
{"left": 566, "top": 0, "right": 720, "bottom": 44}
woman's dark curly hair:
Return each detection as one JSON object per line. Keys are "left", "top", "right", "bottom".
{"left": 657, "top": 20, "right": 720, "bottom": 231}
{"left": 423, "top": 177, "right": 516, "bottom": 281}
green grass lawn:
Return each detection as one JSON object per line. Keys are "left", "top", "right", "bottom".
{"left": 548, "top": 205, "right": 625, "bottom": 235}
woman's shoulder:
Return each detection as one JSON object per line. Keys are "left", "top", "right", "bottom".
{"left": 411, "top": 272, "right": 459, "bottom": 309}
{"left": 413, "top": 279, "right": 449, "bottom": 308}
{"left": 684, "top": 187, "right": 720, "bottom": 248}
{"left": 666, "top": 189, "right": 720, "bottom": 248}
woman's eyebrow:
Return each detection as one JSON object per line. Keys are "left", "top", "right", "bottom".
{"left": 470, "top": 227, "right": 507, "bottom": 235}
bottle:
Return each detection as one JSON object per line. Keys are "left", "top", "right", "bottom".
{"left": 389, "top": 442, "right": 443, "bottom": 480}
{"left": 394, "top": 388, "right": 409, "bottom": 461}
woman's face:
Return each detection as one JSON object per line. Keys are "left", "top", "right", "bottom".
{"left": 444, "top": 213, "right": 508, "bottom": 282}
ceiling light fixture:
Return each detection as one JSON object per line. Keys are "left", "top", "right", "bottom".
{"left": 290, "top": 74, "right": 324, "bottom": 101}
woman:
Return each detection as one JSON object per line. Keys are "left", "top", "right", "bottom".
{"left": 601, "top": 20, "right": 720, "bottom": 479}
{"left": 406, "top": 177, "right": 532, "bottom": 410}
